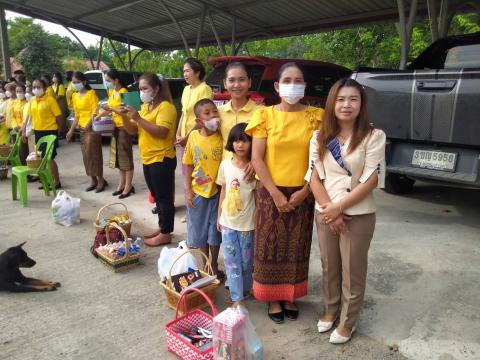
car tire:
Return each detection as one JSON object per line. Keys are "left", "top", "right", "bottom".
{"left": 384, "top": 172, "right": 415, "bottom": 194}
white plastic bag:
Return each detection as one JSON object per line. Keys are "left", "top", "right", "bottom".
{"left": 51, "top": 190, "right": 80, "bottom": 226}
{"left": 157, "top": 240, "right": 199, "bottom": 280}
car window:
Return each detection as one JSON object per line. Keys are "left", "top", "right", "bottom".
{"left": 444, "top": 44, "right": 480, "bottom": 69}
{"left": 85, "top": 72, "right": 103, "bottom": 85}
{"left": 93, "top": 89, "right": 108, "bottom": 100}
{"left": 301, "top": 66, "right": 345, "bottom": 97}
{"left": 206, "top": 65, "right": 264, "bottom": 92}
{"left": 118, "top": 73, "right": 136, "bottom": 87}
{"left": 168, "top": 80, "right": 186, "bottom": 99}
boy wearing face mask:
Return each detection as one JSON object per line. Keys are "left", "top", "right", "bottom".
{"left": 183, "top": 98, "right": 224, "bottom": 278}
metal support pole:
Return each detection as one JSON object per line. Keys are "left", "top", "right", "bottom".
{"left": 427, "top": 0, "right": 439, "bottom": 42}
{"left": 127, "top": 38, "right": 132, "bottom": 71}
{"left": 0, "top": 8, "right": 11, "bottom": 80}
{"left": 439, "top": 0, "right": 450, "bottom": 38}
{"left": 108, "top": 38, "right": 128, "bottom": 71}
{"left": 131, "top": 48, "right": 146, "bottom": 68}
{"left": 231, "top": 16, "right": 236, "bottom": 55}
{"left": 63, "top": 26, "right": 95, "bottom": 69}
{"left": 208, "top": 10, "right": 226, "bottom": 56}
{"left": 397, "top": 0, "right": 408, "bottom": 70}
{"left": 96, "top": 35, "right": 104, "bottom": 70}
{"left": 158, "top": 0, "right": 191, "bottom": 56}
{"left": 194, "top": 5, "right": 207, "bottom": 58}
{"left": 405, "top": 0, "right": 418, "bottom": 48}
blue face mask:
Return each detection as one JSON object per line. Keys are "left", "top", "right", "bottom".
{"left": 105, "top": 81, "right": 113, "bottom": 89}
{"left": 72, "top": 83, "right": 84, "bottom": 92}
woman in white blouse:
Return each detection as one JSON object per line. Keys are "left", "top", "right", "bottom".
{"left": 305, "top": 78, "right": 386, "bottom": 344}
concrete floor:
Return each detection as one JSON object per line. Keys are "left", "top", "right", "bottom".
{"left": 0, "top": 140, "right": 478, "bottom": 360}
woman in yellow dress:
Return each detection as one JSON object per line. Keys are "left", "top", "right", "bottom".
{"left": 11, "top": 84, "right": 29, "bottom": 164}
{"left": 246, "top": 62, "right": 324, "bottom": 323}
{"left": 66, "top": 71, "right": 107, "bottom": 193}
{"left": 96, "top": 69, "right": 134, "bottom": 198}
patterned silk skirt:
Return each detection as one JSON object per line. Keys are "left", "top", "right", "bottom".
{"left": 253, "top": 183, "right": 315, "bottom": 302}
{"left": 109, "top": 127, "right": 134, "bottom": 171}
{"left": 80, "top": 127, "right": 103, "bottom": 177}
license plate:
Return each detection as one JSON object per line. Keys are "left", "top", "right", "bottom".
{"left": 411, "top": 150, "right": 457, "bottom": 172}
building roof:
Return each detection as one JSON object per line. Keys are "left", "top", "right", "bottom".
{"left": 0, "top": 0, "right": 478, "bottom": 51}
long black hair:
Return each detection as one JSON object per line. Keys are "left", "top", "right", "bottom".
{"left": 106, "top": 69, "right": 126, "bottom": 87}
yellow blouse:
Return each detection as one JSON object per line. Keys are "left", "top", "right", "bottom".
{"left": 11, "top": 99, "right": 28, "bottom": 129}
{"left": 52, "top": 83, "right": 66, "bottom": 97}
{"left": 46, "top": 86, "right": 55, "bottom": 98}
{"left": 218, "top": 99, "right": 263, "bottom": 159}
{"left": 245, "top": 106, "right": 324, "bottom": 187}
{"left": 66, "top": 82, "right": 76, "bottom": 109}
{"left": 72, "top": 90, "right": 99, "bottom": 128}
{"left": 180, "top": 81, "right": 213, "bottom": 137}
{"left": 4, "top": 98, "right": 15, "bottom": 129}
{"left": 137, "top": 101, "right": 177, "bottom": 165}
{"left": 28, "top": 95, "right": 61, "bottom": 131}
{"left": 108, "top": 88, "right": 128, "bottom": 127}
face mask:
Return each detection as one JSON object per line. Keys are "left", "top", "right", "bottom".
{"left": 5, "top": 91, "right": 11, "bottom": 98}
{"left": 53, "top": 77, "right": 58, "bottom": 83}
{"left": 140, "top": 90, "right": 153, "bottom": 103}
{"left": 72, "top": 83, "right": 84, "bottom": 91}
{"left": 16, "top": 92, "right": 25, "bottom": 100}
{"left": 278, "top": 83, "right": 306, "bottom": 104}
{"left": 204, "top": 118, "right": 220, "bottom": 132}
{"left": 105, "top": 81, "right": 114, "bottom": 89}
{"left": 25, "top": 93, "right": 33, "bottom": 101}
{"left": 32, "top": 88, "right": 44, "bottom": 97}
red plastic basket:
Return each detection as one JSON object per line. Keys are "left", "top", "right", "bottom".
{"left": 165, "top": 288, "right": 218, "bottom": 360}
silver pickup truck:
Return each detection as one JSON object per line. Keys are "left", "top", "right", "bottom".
{"left": 352, "top": 32, "right": 480, "bottom": 193}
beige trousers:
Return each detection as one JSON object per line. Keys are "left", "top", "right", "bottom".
{"left": 315, "top": 212, "right": 376, "bottom": 329}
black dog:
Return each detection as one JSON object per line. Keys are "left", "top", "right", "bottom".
{"left": 0, "top": 242, "right": 61, "bottom": 292}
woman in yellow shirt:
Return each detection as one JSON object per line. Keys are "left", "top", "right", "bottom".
{"left": 121, "top": 73, "right": 176, "bottom": 247}
{"left": 29, "top": 79, "right": 63, "bottom": 188}
{"left": 245, "top": 63, "right": 324, "bottom": 323}
{"left": 96, "top": 69, "right": 134, "bottom": 198}
{"left": 52, "top": 72, "right": 68, "bottom": 137}
{"left": 11, "top": 84, "right": 29, "bottom": 164}
{"left": 175, "top": 58, "right": 212, "bottom": 205}
{"left": 219, "top": 61, "right": 262, "bottom": 168}
{"left": 4, "top": 81, "right": 17, "bottom": 131}
{"left": 67, "top": 71, "right": 107, "bottom": 193}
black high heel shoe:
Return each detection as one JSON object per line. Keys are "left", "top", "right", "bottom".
{"left": 95, "top": 180, "right": 108, "bottom": 193}
{"left": 112, "top": 188, "right": 124, "bottom": 196}
{"left": 119, "top": 186, "right": 135, "bottom": 199}
{"left": 268, "top": 302, "right": 284, "bottom": 324}
{"left": 282, "top": 301, "right": 299, "bottom": 321}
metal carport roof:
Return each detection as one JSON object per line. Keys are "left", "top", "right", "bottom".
{"left": 0, "top": 0, "right": 478, "bottom": 52}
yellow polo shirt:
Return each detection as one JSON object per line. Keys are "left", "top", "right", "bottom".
{"left": 72, "top": 90, "right": 99, "bottom": 128}
{"left": 245, "top": 106, "right": 324, "bottom": 187}
{"left": 183, "top": 130, "right": 223, "bottom": 198}
{"left": 11, "top": 99, "right": 28, "bottom": 129}
{"left": 66, "top": 82, "right": 76, "bottom": 110}
{"left": 108, "top": 88, "right": 128, "bottom": 127}
{"left": 180, "top": 82, "right": 213, "bottom": 137}
{"left": 52, "top": 83, "right": 66, "bottom": 97}
{"left": 218, "top": 99, "right": 263, "bottom": 159}
{"left": 29, "top": 95, "right": 62, "bottom": 131}
{"left": 46, "top": 86, "right": 55, "bottom": 99}
{"left": 137, "top": 101, "right": 177, "bottom": 165}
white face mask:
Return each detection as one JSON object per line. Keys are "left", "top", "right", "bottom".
{"left": 32, "top": 88, "right": 44, "bottom": 97}
{"left": 16, "top": 92, "right": 25, "bottom": 100}
{"left": 72, "top": 83, "right": 84, "bottom": 92}
{"left": 5, "top": 91, "right": 12, "bottom": 98}
{"left": 204, "top": 118, "right": 220, "bottom": 132}
{"left": 278, "top": 83, "right": 306, "bottom": 104}
{"left": 140, "top": 90, "right": 153, "bottom": 103}
{"left": 25, "top": 93, "right": 33, "bottom": 101}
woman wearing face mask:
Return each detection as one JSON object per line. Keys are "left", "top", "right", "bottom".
{"left": 29, "top": 79, "right": 62, "bottom": 188}
{"left": 52, "top": 72, "right": 68, "bottom": 137}
{"left": 67, "top": 71, "right": 106, "bottom": 192}
{"left": 120, "top": 73, "right": 177, "bottom": 246}
{"left": 245, "top": 62, "right": 324, "bottom": 324}
{"left": 11, "top": 84, "right": 29, "bottom": 164}
{"left": 21, "top": 86, "right": 36, "bottom": 155}
{"left": 95, "top": 69, "right": 134, "bottom": 198}
{"left": 219, "top": 62, "right": 262, "bottom": 163}
{"left": 306, "top": 79, "right": 385, "bottom": 343}
{"left": 4, "top": 82, "right": 17, "bottom": 131}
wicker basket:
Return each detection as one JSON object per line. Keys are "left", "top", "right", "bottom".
{"left": 0, "top": 144, "right": 13, "bottom": 157}
{"left": 160, "top": 249, "right": 221, "bottom": 316}
{"left": 96, "top": 222, "right": 140, "bottom": 272}
{"left": 94, "top": 202, "right": 132, "bottom": 236}
{"left": 26, "top": 158, "right": 42, "bottom": 168}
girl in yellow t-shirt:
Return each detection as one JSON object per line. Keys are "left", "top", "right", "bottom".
{"left": 120, "top": 73, "right": 176, "bottom": 247}
{"left": 245, "top": 62, "right": 323, "bottom": 323}
{"left": 96, "top": 69, "right": 134, "bottom": 198}
{"left": 30, "top": 79, "right": 63, "bottom": 188}
{"left": 67, "top": 71, "right": 107, "bottom": 193}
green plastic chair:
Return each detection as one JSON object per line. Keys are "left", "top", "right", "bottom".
{"left": 0, "top": 130, "right": 22, "bottom": 167}
{"left": 11, "top": 135, "right": 57, "bottom": 206}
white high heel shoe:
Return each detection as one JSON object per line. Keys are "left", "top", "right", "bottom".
{"left": 317, "top": 319, "right": 334, "bottom": 333}
{"left": 329, "top": 327, "right": 356, "bottom": 344}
